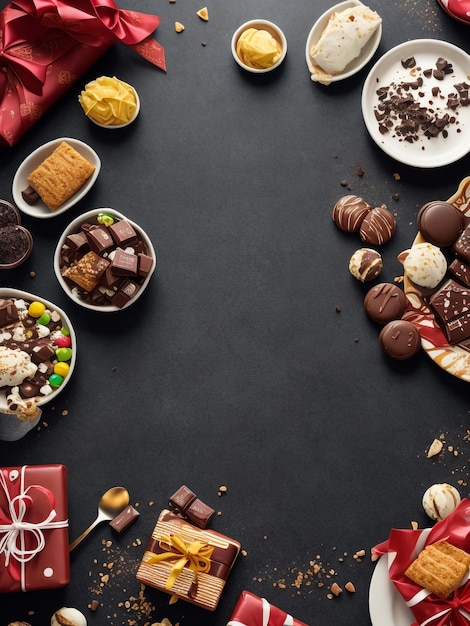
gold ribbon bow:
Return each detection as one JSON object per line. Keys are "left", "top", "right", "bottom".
{"left": 144, "top": 533, "right": 214, "bottom": 594}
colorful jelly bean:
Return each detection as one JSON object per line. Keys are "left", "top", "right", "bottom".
{"left": 54, "top": 362, "right": 70, "bottom": 377}
{"left": 61, "top": 327, "right": 70, "bottom": 336}
{"left": 55, "top": 347, "right": 72, "bottom": 362}
{"left": 49, "top": 373, "right": 64, "bottom": 387}
{"left": 37, "top": 312, "right": 51, "bottom": 325}
{"left": 28, "top": 301, "right": 46, "bottom": 318}
{"left": 55, "top": 334, "right": 72, "bottom": 348}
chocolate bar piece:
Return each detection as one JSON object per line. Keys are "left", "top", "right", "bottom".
{"left": 65, "top": 231, "right": 88, "bottom": 252}
{"left": 185, "top": 498, "right": 215, "bottom": 528}
{"left": 109, "top": 505, "right": 140, "bottom": 533}
{"left": 430, "top": 278, "right": 470, "bottom": 344}
{"left": 0, "top": 300, "right": 19, "bottom": 328}
{"left": 21, "top": 185, "right": 40, "bottom": 205}
{"left": 138, "top": 253, "right": 154, "bottom": 277}
{"left": 448, "top": 258, "right": 470, "bottom": 288}
{"left": 111, "top": 248, "right": 138, "bottom": 276}
{"left": 111, "top": 279, "right": 140, "bottom": 308}
{"left": 169, "top": 485, "right": 197, "bottom": 512}
{"left": 86, "top": 225, "right": 114, "bottom": 254}
{"left": 108, "top": 220, "right": 137, "bottom": 246}
{"left": 453, "top": 223, "right": 470, "bottom": 263}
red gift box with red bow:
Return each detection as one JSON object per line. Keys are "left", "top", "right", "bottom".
{"left": 0, "top": 0, "right": 166, "bottom": 147}
{"left": 227, "top": 590, "right": 309, "bottom": 626}
{"left": 0, "top": 464, "right": 69, "bottom": 592}
{"left": 372, "top": 498, "right": 470, "bottom": 626}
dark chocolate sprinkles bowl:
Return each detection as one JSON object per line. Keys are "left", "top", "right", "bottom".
{"left": 54, "top": 208, "right": 156, "bottom": 312}
{"left": 0, "top": 199, "right": 34, "bottom": 270}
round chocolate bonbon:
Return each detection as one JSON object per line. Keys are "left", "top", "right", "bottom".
{"left": 360, "top": 205, "right": 396, "bottom": 245}
{"left": 379, "top": 320, "right": 421, "bottom": 360}
{"left": 332, "top": 195, "right": 371, "bottom": 232}
{"left": 364, "top": 282, "right": 407, "bottom": 324}
{"left": 349, "top": 248, "right": 383, "bottom": 282}
{"left": 417, "top": 201, "right": 464, "bottom": 247}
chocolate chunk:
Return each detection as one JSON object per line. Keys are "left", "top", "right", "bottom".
{"left": 429, "top": 278, "right": 470, "bottom": 344}
{"left": 65, "top": 231, "right": 89, "bottom": 251}
{"left": 111, "top": 279, "right": 140, "bottom": 308}
{"left": 185, "top": 498, "right": 215, "bottom": 529}
{"left": 31, "top": 342, "right": 56, "bottom": 363}
{"left": 138, "top": 253, "right": 154, "bottom": 277}
{"left": 21, "top": 185, "right": 40, "bottom": 205}
{"left": 453, "top": 224, "right": 470, "bottom": 262}
{"left": 86, "top": 225, "right": 114, "bottom": 254}
{"left": 109, "top": 505, "right": 140, "bottom": 533}
{"left": 401, "top": 56, "right": 416, "bottom": 69}
{"left": 108, "top": 220, "right": 137, "bottom": 246}
{"left": 169, "top": 485, "right": 197, "bottom": 512}
{"left": 0, "top": 300, "right": 19, "bottom": 328}
{"left": 111, "top": 248, "right": 138, "bottom": 276}
{"left": 448, "top": 259, "right": 470, "bottom": 288}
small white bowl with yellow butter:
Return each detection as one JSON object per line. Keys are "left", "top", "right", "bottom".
{"left": 78, "top": 76, "right": 140, "bottom": 128}
{"left": 231, "top": 20, "right": 287, "bottom": 73}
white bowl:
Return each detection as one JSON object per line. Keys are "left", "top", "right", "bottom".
{"left": 231, "top": 19, "right": 287, "bottom": 73}
{"left": 305, "top": 0, "right": 382, "bottom": 84}
{"left": 54, "top": 209, "right": 156, "bottom": 313}
{"left": 12, "top": 137, "right": 101, "bottom": 219}
{"left": 86, "top": 88, "right": 141, "bottom": 129}
{"left": 0, "top": 288, "right": 77, "bottom": 412}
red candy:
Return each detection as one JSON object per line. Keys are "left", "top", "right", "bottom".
{"left": 437, "top": 0, "right": 470, "bottom": 24}
{"left": 55, "top": 335, "right": 72, "bottom": 348}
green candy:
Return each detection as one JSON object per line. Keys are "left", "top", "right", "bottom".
{"left": 56, "top": 347, "right": 72, "bottom": 362}
{"left": 49, "top": 373, "right": 64, "bottom": 387}
{"left": 37, "top": 312, "right": 51, "bottom": 325}
{"left": 98, "top": 212, "right": 115, "bottom": 226}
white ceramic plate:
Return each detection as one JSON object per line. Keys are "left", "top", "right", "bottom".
{"left": 305, "top": 0, "right": 382, "bottom": 84}
{"left": 362, "top": 39, "right": 470, "bottom": 167}
{"left": 54, "top": 208, "right": 156, "bottom": 312}
{"left": 12, "top": 137, "right": 101, "bottom": 219}
{"left": 403, "top": 177, "right": 470, "bottom": 382}
{"left": 369, "top": 557, "right": 414, "bottom": 626}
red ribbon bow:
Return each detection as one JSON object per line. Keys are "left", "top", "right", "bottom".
{"left": 227, "top": 590, "right": 308, "bottom": 626}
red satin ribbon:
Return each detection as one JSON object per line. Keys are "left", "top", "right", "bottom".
{"left": 0, "top": 0, "right": 165, "bottom": 98}
{"left": 227, "top": 590, "right": 308, "bottom": 626}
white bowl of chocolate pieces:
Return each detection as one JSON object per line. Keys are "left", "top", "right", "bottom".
{"left": 54, "top": 209, "right": 156, "bottom": 312}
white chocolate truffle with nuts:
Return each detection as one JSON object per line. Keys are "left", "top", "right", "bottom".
{"left": 398, "top": 242, "right": 447, "bottom": 289}
{"left": 422, "top": 483, "right": 461, "bottom": 521}
{"left": 51, "top": 608, "right": 87, "bottom": 626}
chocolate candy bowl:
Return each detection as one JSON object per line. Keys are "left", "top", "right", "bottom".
{"left": 231, "top": 19, "right": 287, "bottom": 74}
{"left": 0, "top": 289, "right": 77, "bottom": 441}
{"left": 305, "top": 0, "right": 382, "bottom": 84}
{"left": 54, "top": 208, "right": 156, "bottom": 312}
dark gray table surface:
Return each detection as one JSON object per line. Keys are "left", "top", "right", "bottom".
{"left": 0, "top": 0, "right": 469, "bottom": 624}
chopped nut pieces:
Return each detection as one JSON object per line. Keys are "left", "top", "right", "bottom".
{"left": 427, "top": 438, "right": 444, "bottom": 457}
{"left": 330, "top": 582, "right": 342, "bottom": 596}
{"left": 196, "top": 7, "right": 209, "bottom": 20}
{"left": 175, "top": 21, "right": 184, "bottom": 32}
{"left": 345, "top": 581, "right": 356, "bottom": 592}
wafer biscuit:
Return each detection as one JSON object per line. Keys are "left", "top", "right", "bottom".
{"left": 27, "top": 141, "right": 95, "bottom": 211}
{"left": 61, "top": 251, "right": 109, "bottom": 292}
{"left": 405, "top": 541, "right": 470, "bottom": 598}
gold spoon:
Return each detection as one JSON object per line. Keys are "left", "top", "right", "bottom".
{"left": 69, "top": 486, "right": 130, "bottom": 551}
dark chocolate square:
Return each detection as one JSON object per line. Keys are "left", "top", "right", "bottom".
{"left": 86, "top": 225, "right": 114, "bottom": 254}
{"left": 108, "top": 221, "right": 137, "bottom": 246}
{"left": 111, "top": 248, "right": 138, "bottom": 276}
{"left": 138, "top": 253, "right": 153, "bottom": 277}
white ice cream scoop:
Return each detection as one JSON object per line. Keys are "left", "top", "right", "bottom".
{"left": 422, "top": 483, "right": 461, "bottom": 521}
{"left": 51, "top": 607, "right": 87, "bottom": 626}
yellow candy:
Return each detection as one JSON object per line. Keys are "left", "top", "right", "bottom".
{"left": 54, "top": 362, "right": 70, "bottom": 378}
{"left": 78, "top": 76, "right": 137, "bottom": 126}
{"left": 236, "top": 28, "right": 282, "bottom": 69}
{"left": 28, "top": 301, "right": 46, "bottom": 318}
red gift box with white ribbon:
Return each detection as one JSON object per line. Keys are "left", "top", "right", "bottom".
{"left": 227, "top": 590, "right": 309, "bottom": 626}
{"left": 0, "top": 0, "right": 166, "bottom": 147}
{"left": 372, "top": 498, "right": 470, "bottom": 626}
{"left": 0, "top": 464, "right": 69, "bottom": 592}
